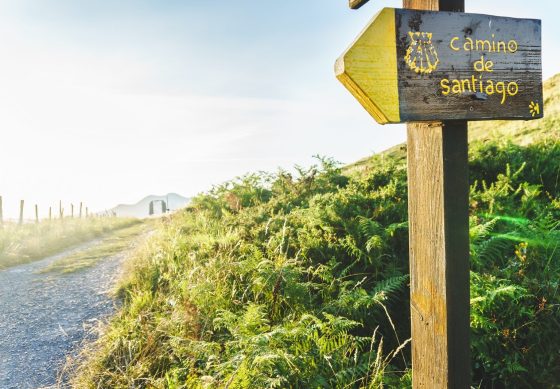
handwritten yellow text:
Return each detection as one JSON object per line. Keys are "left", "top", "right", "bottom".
{"left": 449, "top": 34, "right": 518, "bottom": 53}
{"left": 440, "top": 76, "right": 519, "bottom": 104}
{"left": 440, "top": 34, "right": 520, "bottom": 104}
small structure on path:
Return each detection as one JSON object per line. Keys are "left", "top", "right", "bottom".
{"left": 148, "top": 200, "right": 167, "bottom": 216}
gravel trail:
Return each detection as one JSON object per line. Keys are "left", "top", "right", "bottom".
{"left": 0, "top": 240, "right": 127, "bottom": 389}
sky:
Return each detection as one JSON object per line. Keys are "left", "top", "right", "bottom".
{"left": 0, "top": 0, "right": 558, "bottom": 218}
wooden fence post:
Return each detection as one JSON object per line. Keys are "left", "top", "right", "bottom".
{"left": 403, "top": 0, "right": 470, "bottom": 388}
{"left": 71, "top": 203, "right": 74, "bottom": 218}
{"left": 35, "top": 204, "right": 39, "bottom": 223}
{"left": 49, "top": 206, "right": 52, "bottom": 221}
{"left": 86, "top": 207, "right": 89, "bottom": 218}
{"left": 79, "top": 202, "right": 83, "bottom": 218}
{"left": 19, "top": 200, "right": 24, "bottom": 225}
{"left": 59, "top": 200, "right": 63, "bottom": 219}
{"left": 0, "top": 196, "right": 3, "bottom": 226}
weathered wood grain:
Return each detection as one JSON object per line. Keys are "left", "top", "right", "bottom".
{"left": 396, "top": 9, "right": 542, "bottom": 121}
{"left": 405, "top": 0, "right": 463, "bottom": 12}
{"left": 405, "top": 1, "right": 470, "bottom": 388}
{"left": 407, "top": 122, "right": 470, "bottom": 388}
{"left": 336, "top": 4, "right": 543, "bottom": 123}
{"left": 349, "top": 0, "right": 370, "bottom": 9}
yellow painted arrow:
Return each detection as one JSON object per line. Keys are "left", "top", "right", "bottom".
{"left": 335, "top": 8, "right": 399, "bottom": 124}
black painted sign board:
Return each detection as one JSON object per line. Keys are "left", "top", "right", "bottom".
{"left": 336, "top": 8, "right": 543, "bottom": 124}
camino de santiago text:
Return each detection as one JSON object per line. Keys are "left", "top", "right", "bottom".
{"left": 440, "top": 34, "right": 519, "bottom": 104}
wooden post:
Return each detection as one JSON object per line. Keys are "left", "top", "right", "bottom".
{"left": 49, "top": 206, "right": 52, "bottom": 221}
{"left": 59, "top": 200, "right": 63, "bottom": 219}
{"left": 79, "top": 202, "right": 83, "bottom": 218}
{"left": 404, "top": 1, "right": 470, "bottom": 388}
{"left": 0, "top": 196, "right": 3, "bottom": 226}
{"left": 339, "top": 2, "right": 541, "bottom": 386}
{"left": 71, "top": 203, "right": 74, "bottom": 218}
{"left": 35, "top": 204, "right": 39, "bottom": 223}
{"left": 86, "top": 207, "right": 89, "bottom": 218}
{"left": 19, "top": 200, "right": 24, "bottom": 225}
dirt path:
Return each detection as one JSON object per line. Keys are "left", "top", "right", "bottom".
{"left": 0, "top": 239, "right": 132, "bottom": 389}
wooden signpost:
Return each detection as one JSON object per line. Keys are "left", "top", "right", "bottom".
{"left": 336, "top": 8, "right": 543, "bottom": 123}
{"left": 337, "top": 0, "right": 543, "bottom": 388}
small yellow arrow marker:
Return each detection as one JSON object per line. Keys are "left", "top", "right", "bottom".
{"left": 529, "top": 101, "right": 540, "bottom": 117}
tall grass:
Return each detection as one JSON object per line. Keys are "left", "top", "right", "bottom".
{"left": 0, "top": 217, "right": 141, "bottom": 269}
{"left": 70, "top": 140, "right": 560, "bottom": 388}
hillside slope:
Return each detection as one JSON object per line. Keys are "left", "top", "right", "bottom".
{"left": 346, "top": 73, "right": 560, "bottom": 174}
{"left": 469, "top": 73, "right": 560, "bottom": 144}
{"left": 71, "top": 74, "right": 560, "bottom": 388}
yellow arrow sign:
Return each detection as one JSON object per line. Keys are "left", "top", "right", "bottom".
{"left": 336, "top": 8, "right": 543, "bottom": 125}
{"left": 335, "top": 8, "right": 399, "bottom": 124}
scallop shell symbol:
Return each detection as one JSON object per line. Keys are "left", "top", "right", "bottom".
{"left": 404, "top": 32, "right": 439, "bottom": 74}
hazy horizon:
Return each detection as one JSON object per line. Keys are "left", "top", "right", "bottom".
{"left": 1, "top": 0, "right": 558, "bottom": 218}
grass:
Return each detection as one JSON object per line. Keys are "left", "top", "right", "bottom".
{"left": 73, "top": 142, "right": 560, "bottom": 387}
{"left": 0, "top": 217, "right": 142, "bottom": 270}
{"left": 70, "top": 74, "right": 560, "bottom": 388}
{"left": 39, "top": 221, "right": 153, "bottom": 274}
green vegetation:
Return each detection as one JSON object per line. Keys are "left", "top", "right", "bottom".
{"left": 71, "top": 75, "right": 560, "bottom": 388}
{"left": 72, "top": 146, "right": 560, "bottom": 388}
{"left": 39, "top": 221, "right": 152, "bottom": 274}
{"left": 0, "top": 217, "right": 141, "bottom": 269}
